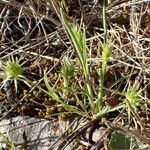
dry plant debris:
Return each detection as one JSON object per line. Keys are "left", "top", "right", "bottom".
{"left": 0, "top": 0, "right": 150, "bottom": 149}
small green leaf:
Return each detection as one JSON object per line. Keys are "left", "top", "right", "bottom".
{"left": 109, "top": 131, "right": 143, "bottom": 150}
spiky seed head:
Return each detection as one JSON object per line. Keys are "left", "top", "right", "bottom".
{"left": 5, "top": 60, "right": 23, "bottom": 79}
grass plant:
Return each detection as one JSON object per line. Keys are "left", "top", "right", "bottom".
{"left": 52, "top": 0, "right": 123, "bottom": 118}
{"left": 59, "top": 4, "right": 95, "bottom": 114}
{"left": 96, "top": 0, "right": 111, "bottom": 115}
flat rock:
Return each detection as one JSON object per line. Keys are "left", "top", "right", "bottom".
{"left": 0, "top": 116, "right": 71, "bottom": 150}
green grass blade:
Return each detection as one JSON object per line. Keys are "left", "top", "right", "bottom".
{"left": 60, "top": 8, "right": 94, "bottom": 111}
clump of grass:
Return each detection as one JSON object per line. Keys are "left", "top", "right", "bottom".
{"left": 49, "top": 0, "right": 126, "bottom": 118}
{"left": 59, "top": 4, "right": 95, "bottom": 114}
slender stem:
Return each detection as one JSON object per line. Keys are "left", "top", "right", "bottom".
{"left": 103, "top": 0, "right": 107, "bottom": 44}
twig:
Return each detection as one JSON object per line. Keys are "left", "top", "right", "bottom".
{"left": 107, "top": 0, "right": 150, "bottom": 13}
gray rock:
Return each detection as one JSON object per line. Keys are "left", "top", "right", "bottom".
{"left": 0, "top": 116, "right": 70, "bottom": 150}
